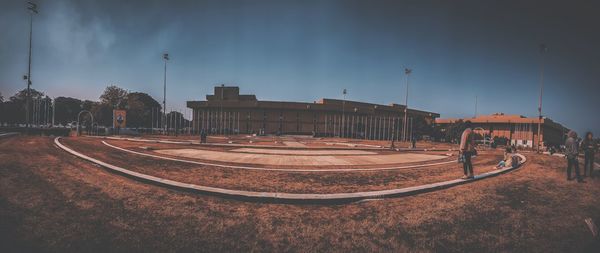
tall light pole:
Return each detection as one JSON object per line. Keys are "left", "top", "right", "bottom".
{"left": 221, "top": 84, "right": 224, "bottom": 135}
{"left": 25, "top": 2, "right": 38, "bottom": 129}
{"left": 52, "top": 97, "right": 55, "bottom": 126}
{"left": 402, "top": 68, "right": 412, "bottom": 142}
{"left": 162, "top": 53, "right": 169, "bottom": 134}
{"left": 537, "top": 44, "right": 548, "bottom": 152}
{"left": 342, "top": 88, "right": 347, "bottom": 138}
{"left": 474, "top": 95, "right": 478, "bottom": 118}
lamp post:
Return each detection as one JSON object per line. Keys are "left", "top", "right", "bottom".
{"left": 537, "top": 44, "right": 548, "bottom": 152}
{"left": 52, "top": 97, "right": 55, "bottom": 126}
{"left": 25, "top": 2, "right": 38, "bottom": 129}
{"left": 162, "top": 53, "right": 169, "bottom": 134}
{"left": 402, "top": 68, "right": 412, "bottom": 142}
{"left": 342, "top": 88, "right": 347, "bottom": 138}
{"left": 475, "top": 95, "right": 478, "bottom": 118}
{"left": 221, "top": 84, "right": 224, "bottom": 135}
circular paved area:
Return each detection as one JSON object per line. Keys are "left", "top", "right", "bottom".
{"left": 229, "top": 148, "right": 377, "bottom": 155}
{"left": 54, "top": 137, "right": 526, "bottom": 203}
{"left": 154, "top": 148, "right": 447, "bottom": 166}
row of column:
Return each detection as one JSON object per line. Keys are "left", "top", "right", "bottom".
{"left": 193, "top": 109, "right": 241, "bottom": 135}
{"left": 191, "top": 109, "right": 414, "bottom": 140}
{"left": 512, "top": 123, "right": 533, "bottom": 140}
{"left": 323, "top": 114, "right": 413, "bottom": 141}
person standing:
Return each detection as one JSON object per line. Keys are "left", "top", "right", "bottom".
{"left": 565, "top": 130, "right": 583, "bottom": 182}
{"left": 460, "top": 121, "right": 476, "bottom": 179}
{"left": 582, "top": 132, "right": 597, "bottom": 178}
{"left": 200, "top": 129, "right": 207, "bottom": 143}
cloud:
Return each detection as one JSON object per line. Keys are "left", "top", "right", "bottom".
{"left": 41, "top": 1, "right": 116, "bottom": 64}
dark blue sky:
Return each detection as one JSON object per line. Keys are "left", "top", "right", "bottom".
{"left": 1, "top": 0, "right": 598, "bottom": 134}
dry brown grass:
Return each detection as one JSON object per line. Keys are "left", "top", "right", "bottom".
{"left": 1, "top": 136, "right": 599, "bottom": 252}
{"left": 61, "top": 138, "right": 497, "bottom": 193}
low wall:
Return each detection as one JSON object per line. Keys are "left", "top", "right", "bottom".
{"left": 0, "top": 127, "right": 70, "bottom": 136}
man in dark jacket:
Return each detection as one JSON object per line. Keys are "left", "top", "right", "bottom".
{"left": 565, "top": 130, "right": 583, "bottom": 182}
{"left": 460, "top": 121, "right": 476, "bottom": 179}
{"left": 582, "top": 132, "right": 597, "bottom": 178}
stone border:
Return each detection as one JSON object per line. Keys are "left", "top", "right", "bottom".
{"left": 55, "top": 137, "right": 526, "bottom": 203}
{"left": 0, "top": 132, "right": 19, "bottom": 138}
{"left": 102, "top": 140, "right": 455, "bottom": 172}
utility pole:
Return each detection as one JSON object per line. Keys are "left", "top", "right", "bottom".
{"left": 162, "top": 53, "right": 169, "bottom": 134}
{"left": 220, "top": 84, "right": 224, "bottom": 135}
{"left": 52, "top": 97, "right": 55, "bottom": 126}
{"left": 402, "top": 68, "right": 412, "bottom": 142}
{"left": 537, "top": 44, "right": 548, "bottom": 152}
{"left": 475, "top": 95, "right": 478, "bottom": 118}
{"left": 342, "top": 88, "right": 346, "bottom": 138}
{"left": 25, "top": 2, "right": 38, "bottom": 129}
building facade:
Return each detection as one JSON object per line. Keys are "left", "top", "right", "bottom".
{"left": 187, "top": 86, "right": 440, "bottom": 140}
{"left": 435, "top": 113, "right": 569, "bottom": 148}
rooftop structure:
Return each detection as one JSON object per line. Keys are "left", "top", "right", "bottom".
{"left": 435, "top": 113, "right": 569, "bottom": 148}
{"left": 187, "top": 86, "right": 440, "bottom": 139}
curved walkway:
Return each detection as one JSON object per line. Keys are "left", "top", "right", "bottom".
{"left": 89, "top": 136, "right": 456, "bottom": 152}
{"left": 102, "top": 141, "right": 455, "bottom": 172}
{"left": 56, "top": 137, "right": 526, "bottom": 203}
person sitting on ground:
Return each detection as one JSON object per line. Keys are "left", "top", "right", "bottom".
{"left": 497, "top": 146, "right": 513, "bottom": 168}
{"left": 565, "top": 130, "right": 583, "bottom": 182}
{"left": 582, "top": 132, "right": 597, "bottom": 178}
{"left": 459, "top": 121, "right": 476, "bottom": 179}
{"left": 548, "top": 146, "right": 556, "bottom": 155}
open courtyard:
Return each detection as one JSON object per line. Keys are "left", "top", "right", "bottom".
{"left": 2, "top": 0, "right": 599, "bottom": 252}
{"left": 1, "top": 133, "right": 599, "bottom": 252}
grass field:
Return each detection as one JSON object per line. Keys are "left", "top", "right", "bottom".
{"left": 1, "top": 135, "right": 599, "bottom": 252}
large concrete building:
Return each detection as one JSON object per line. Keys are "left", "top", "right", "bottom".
{"left": 435, "top": 113, "right": 569, "bottom": 148}
{"left": 187, "top": 86, "right": 440, "bottom": 140}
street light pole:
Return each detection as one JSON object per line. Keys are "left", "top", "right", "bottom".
{"left": 52, "top": 97, "right": 55, "bottom": 126}
{"left": 25, "top": 2, "right": 38, "bottom": 129}
{"left": 221, "top": 84, "right": 224, "bottom": 135}
{"left": 475, "top": 95, "right": 478, "bottom": 118}
{"left": 162, "top": 53, "right": 169, "bottom": 134}
{"left": 342, "top": 88, "right": 346, "bottom": 138}
{"left": 537, "top": 44, "right": 548, "bottom": 152}
{"left": 403, "top": 68, "right": 412, "bottom": 142}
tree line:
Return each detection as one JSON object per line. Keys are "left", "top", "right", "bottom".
{"left": 0, "top": 85, "right": 188, "bottom": 128}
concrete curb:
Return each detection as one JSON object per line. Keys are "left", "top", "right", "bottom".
{"left": 55, "top": 137, "right": 526, "bottom": 204}
{"left": 0, "top": 132, "right": 19, "bottom": 138}
{"left": 102, "top": 140, "right": 455, "bottom": 172}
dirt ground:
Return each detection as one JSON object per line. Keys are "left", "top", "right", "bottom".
{"left": 60, "top": 137, "right": 497, "bottom": 193}
{"left": 1, "top": 135, "right": 600, "bottom": 252}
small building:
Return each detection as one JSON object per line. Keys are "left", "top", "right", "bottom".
{"left": 187, "top": 86, "right": 440, "bottom": 140}
{"left": 435, "top": 113, "right": 569, "bottom": 148}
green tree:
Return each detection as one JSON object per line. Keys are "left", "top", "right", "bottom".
{"left": 91, "top": 103, "right": 113, "bottom": 127}
{"left": 99, "top": 85, "right": 128, "bottom": 109}
{"left": 126, "top": 92, "right": 161, "bottom": 128}
{"left": 10, "top": 88, "right": 46, "bottom": 102}
{"left": 411, "top": 117, "right": 433, "bottom": 139}
{"left": 4, "top": 88, "right": 48, "bottom": 125}
{"left": 165, "top": 111, "right": 189, "bottom": 130}
{"left": 440, "top": 120, "right": 467, "bottom": 143}
{"left": 54, "top": 97, "right": 82, "bottom": 125}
